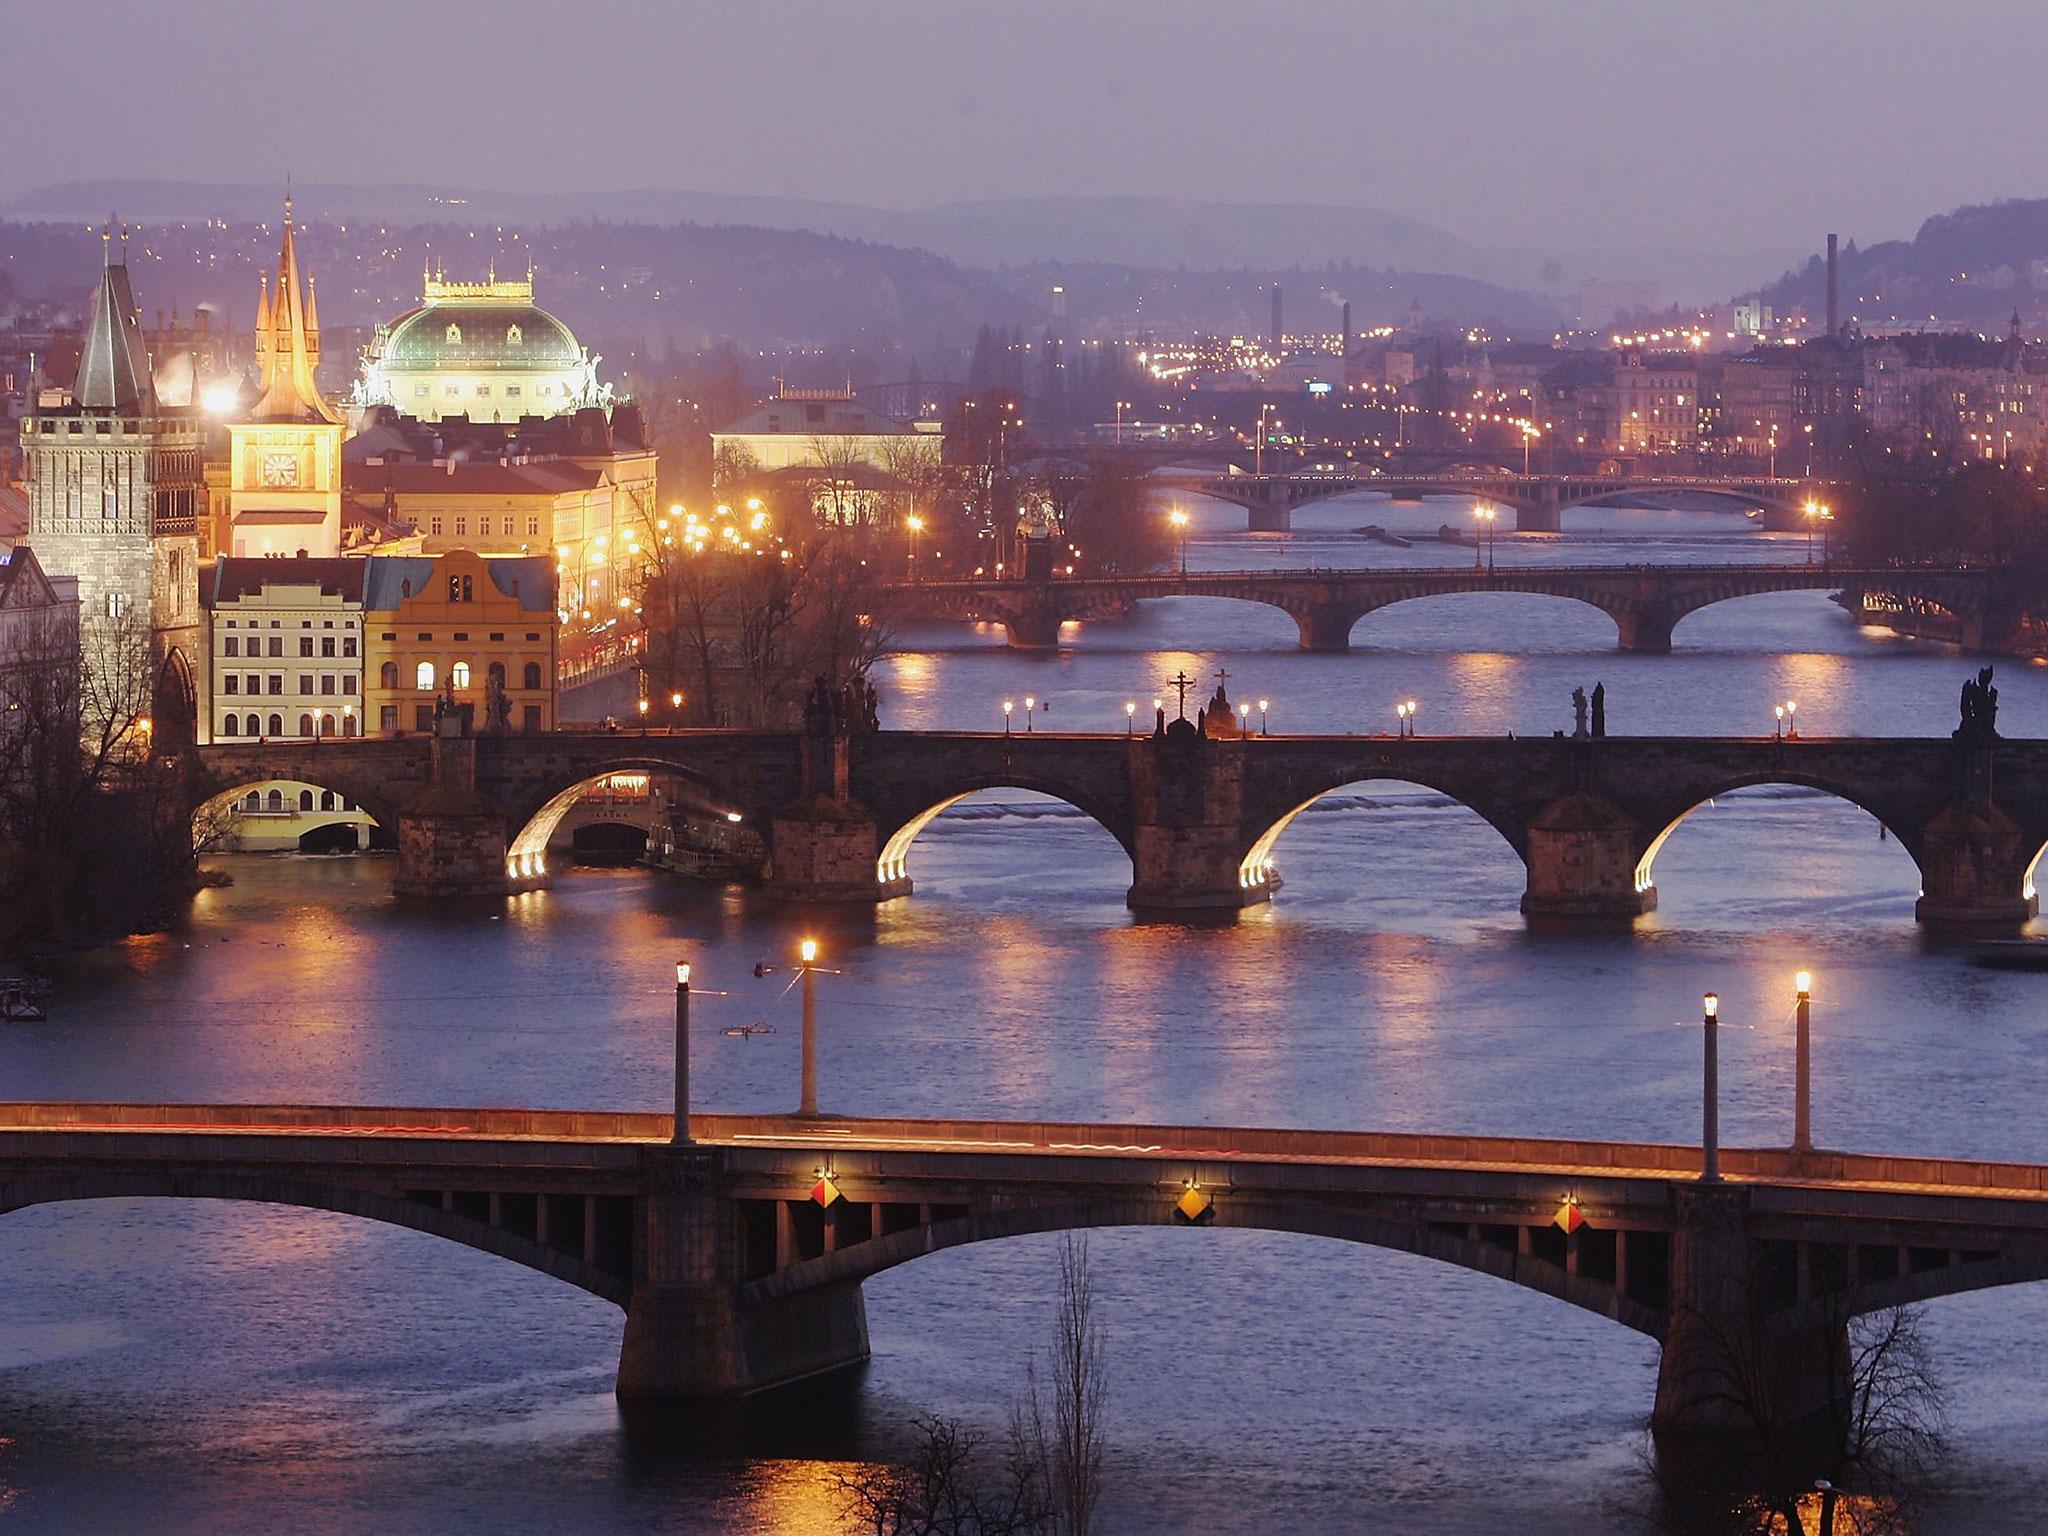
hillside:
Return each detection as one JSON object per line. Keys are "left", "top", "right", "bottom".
{"left": 1757, "top": 198, "right": 2048, "bottom": 329}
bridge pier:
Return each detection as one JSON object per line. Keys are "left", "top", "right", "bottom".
{"left": 393, "top": 717, "right": 517, "bottom": 897}
{"left": 1914, "top": 801, "right": 2040, "bottom": 931}
{"left": 1515, "top": 486, "right": 1562, "bottom": 534}
{"left": 1519, "top": 794, "right": 1655, "bottom": 923}
{"left": 1002, "top": 607, "right": 1064, "bottom": 650}
{"left": 1613, "top": 608, "right": 1677, "bottom": 653}
{"left": 1128, "top": 724, "right": 1277, "bottom": 912}
{"left": 618, "top": 1168, "right": 871, "bottom": 1398}
{"left": 1293, "top": 603, "right": 1359, "bottom": 652}
{"left": 1247, "top": 500, "right": 1291, "bottom": 533}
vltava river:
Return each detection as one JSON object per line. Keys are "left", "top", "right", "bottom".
{"left": 3, "top": 494, "right": 2045, "bottom": 1534}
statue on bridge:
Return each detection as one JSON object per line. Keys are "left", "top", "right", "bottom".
{"left": 1592, "top": 682, "right": 1606, "bottom": 739}
{"left": 803, "top": 674, "right": 883, "bottom": 737}
{"left": 1956, "top": 666, "right": 2000, "bottom": 743}
{"left": 1571, "top": 687, "right": 1588, "bottom": 739}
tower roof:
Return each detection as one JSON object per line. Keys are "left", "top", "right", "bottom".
{"left": 73, "top": 225, "right": 151, "bottom": 413}
{"left": 250, "top": 195, "right": 339, "bottom": 425}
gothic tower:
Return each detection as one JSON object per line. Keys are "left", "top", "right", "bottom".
{"left": 20, "top": 224, "right": 207, "bottom": 748}
{"left": 224, "top": 193, "right": 344, "bottom": 558}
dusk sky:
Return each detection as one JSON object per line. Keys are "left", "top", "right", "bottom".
{"left": 13, "top": 0, "right": 2041, "bottom": 255}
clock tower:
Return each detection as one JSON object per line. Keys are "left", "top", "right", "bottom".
{"left": 225, "top": 195, "right": 343, "bottom": 557}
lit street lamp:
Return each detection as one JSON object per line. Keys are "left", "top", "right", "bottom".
{"left": 1774, "top": 704, "right": 1786, "bottom": 741}
{"left": 1024, "top": 694, "right": 1037, "bottom": 733}
{"left": 1785, "top": 698, "right": 1798, "bottom": 739}
{"left": 1701, "top": 992, "right": 1721, "bottom": 1182}
{"left": 799, "top": 939, "right": 819, "bottom": 1118}
{"left": 1002, "top": 699, "right": 1014, "bottom": 735}
{"left": 1802, "top": 499, "right": 1826, "bottom": 565}
{"left": 1258, "top": 697, "right": 1270, "bottom": 735}
{"left": 672, "top": 960, "right": 693, "bottom": 1144}
{"left": 1125, "top": 700, "right": 1137, "bottom": 735}
{"left": 906, "top": 513, "right": 925, "bottom": 580}
{"left": 1169, "top": 508, "right": 1190, "bottom": 577}
{"left": 1472, "top": 505, "right": 1496, "bottom": 572}
{"left": 1794, "top": 971, "right": 1813, "bottom": 1154}
{"left": 1237, "top": 702, "right": 1251, "bottom": 737}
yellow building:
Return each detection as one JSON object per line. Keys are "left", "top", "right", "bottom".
{"left": 222, "top": 196, "right": 345, "bottom": 558}
{"left": 362, "top": 551, "right": 558, "bottom": 735}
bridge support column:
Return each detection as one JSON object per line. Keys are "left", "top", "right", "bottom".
{"left": 1515, "top": 486, "right": 1562, "bottom": 533}
{"left": 767, "top": 804, "right": 896, "bottom": 902}
{"left": 1247, "top": 498, "right": 1291, "bottom": 533}
{"left": 1519, "top": 794, "right": 1653, "bottom": 923}
{"left": 1127, "top": 726, "right": 1276, "bottom": 911}
{"left": 1914, "top": 801, "right": 2039, "bottom": 931}
{"left": 1003, "top": 607, "right": 1064, "bottom": 650}
{"left": 618, "top": 1162, "right": 870, "bottom": 1399}
{"left": 1613, "top": 608, "right": 1676, "bottom": 653}
{"left": 1293, "top": 603, "right": 1359, "bottom": 652}
{"left": 394, "top": 715, "right": 513, "bottom": 897}
{"left": 1654, "top": 1185, "right": 1850, "bottom": 1466}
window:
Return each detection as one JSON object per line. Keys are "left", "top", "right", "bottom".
{"left": 523, "top": 662, "right": 541, "bottom": 690}
{"left": 526, "top": 515, "right": 539, "bottom": 536}
{"left": 321, "top": 791, "right": 337, "bottom": 810}
{"left": 266, "top": 789, "right": 284, "bottom": 812}
{"left": 522, "top": 704, "right": 541, "bottom": 732}
{"left": 507, "top": 385, "right": 522, "bottom": 398}
{"left": 297, "top": 715, "right": 313, "bottom": 737}
{"left": 300, "top": 637, "right": 314, "bottom": 657}
{"left": 454, "top": 516, "right": 467, "bottom": 537}
{"left": 267, "top": 637, "right": 282, "bottom": 657}
{"left": 266, "top": 714, "right": 282, "bottom": 737}
{"left": 451, "top": 661, "right": 472, "bottom": 689}
{"left": 487, "top": 661, "right": 506, "bottom": 690}
{"left": 222, "top": 714, "right": 238, "bottom": 735}
{"left": 320, "top": 714, "right": 336, "bottom": 737}
{"left": 506, "top": 324, "right": 523, "bottom": 345}
{"left": 488, "top": 632, "right": 504, "bottom": 642}
{"left": 268, "top": 675, "right": 283, "bottom": 695}
{"left": 107, "top": 591, "right": 127, "bottom": 619}
{"left": 415, "top": 385, "right": 429, "bottom": 398}
{"left": 445, "top": 323, "right": 462, "bottom": 344}
{"left": 342, "top": 675, "right": 356, "bottom": 695}
{"left": 380, "top": 661, "right": 399, "bottom": 689}
{"left": 380, "top": 705, "right": 398, "bottom": 732}
{"left": 247, "top": 714, "right": 263, "bottom": 737}
{"left": 444, "top": 384, "right": 461, "bottom": 398}
{"left": 321, "top": 637, "right": 335, "bottom": 658}
{"left": 475, "top": 386, "right": 491, "bottom": 399}
{"left": 448, "top": 574, "right": 473, "bottom": 602}
{"left": 416, "top": 661, "right": 435, "bottom": 690}
{"left": 342, "top": 713, "right": 358, "bottom": 737}
{"left": 299, "top": 789, "right": 315, "bottom": 811}
{"left": 224, "top": 636, "right": 239, "bottom": 658}
{"left": 430, "top": 516, "right": 443, "bottom": 536}
{"left": 320, "top": 675, "right": 335, "bottom": 695}
{"left": 223, "top": 675, "right": 239, "bottom": 695}
{"left": 342, "top": 637, "right": 356, "bottom": 658}
{"left": 414, "top": 704, "right": 433, "bottom": 732}
{"left": 299, "top": 676, "right": 313, "bottom": 695}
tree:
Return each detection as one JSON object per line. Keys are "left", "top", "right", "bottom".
{"left": 1048, "top": 455, "right": 1171, "bottom": 575}
{"left": 1017, "top": 1235, "right": 1108, "bottom": 1536}
{"left": 838, "top": 1416, "right": 1047, "bottom": 1536}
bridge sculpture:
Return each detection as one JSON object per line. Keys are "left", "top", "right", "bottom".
{"left": 884, "top": 564, "right": 2006, "bottom": 652}
{"left": 180, "top": 714, "right": 2048, "bottom": 930}
{"left": 8, "top": 1100, "right": 2048, "bottom": 1450}
{"left": 1154, "top": 470, "right": 1825, "bottom": 533}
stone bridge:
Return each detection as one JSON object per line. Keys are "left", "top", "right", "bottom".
{"left": 888, "top": 564, "right": 2004, "bottom": 653}
{"left": 1155, "top": 471, "right": 1823, "bottom": 532}
{"left": 8, "top": 1100, "right": 2048, "bottom": 1446}
{"left": 182, "top": 723, "right": 2048, "bottom": 930}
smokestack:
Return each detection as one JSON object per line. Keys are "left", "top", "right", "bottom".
{"left": 1825, "top": 232, "right": 1839, "bottom": 342}
{"left": 1341, "top": 300, "right": 1353, "bottom": 362}
{"left": 1271, "top": 285, "right": 1283, "bottom": 355}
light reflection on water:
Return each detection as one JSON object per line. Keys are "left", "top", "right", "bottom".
{"left": 3, "top": 506, "right": 2047, "bottom": 1532}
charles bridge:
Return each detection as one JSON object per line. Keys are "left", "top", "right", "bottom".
{"left": 883, "top": 563, "right": 2006, "bottom": 652}
{"left": 1150, "top": 469, "right": 1822, "bottom": 532}
{"left": 9, "top": 1099, "right": 2048, "bottom": 1448}
{"left": 181, "top": 712, "right": 2048, "bottom": 931}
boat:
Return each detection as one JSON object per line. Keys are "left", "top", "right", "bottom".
{"left": 722, "top": 1020, "right": 777, "bottom": 1039}
{"left": 0, "top": 976, "right": 51, "bottom": 1022}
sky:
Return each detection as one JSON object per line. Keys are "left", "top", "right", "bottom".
{"left": 11, "top": 0, "right": 2043, "bottom": 256}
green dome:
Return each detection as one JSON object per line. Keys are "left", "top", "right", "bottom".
{"left": 379, "top": 303, "right": 582, "bottom": 373}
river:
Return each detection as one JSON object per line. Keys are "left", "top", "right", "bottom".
{"left": 2, "top": 493, "right": 2045, "bottom": 1533}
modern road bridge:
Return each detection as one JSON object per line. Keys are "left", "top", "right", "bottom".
{"left": 8, "top": 1101, "right": 2048, "bottom": 1445}
{"left": 180, "top": 719, "right": 2048, "bottom": 930}
{"left": 884, "top": 563, "right": 2000, "bottom": 652}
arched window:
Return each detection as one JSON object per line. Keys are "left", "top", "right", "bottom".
{"left": 222, "top": 714, "right": 238, "bottom": 736}
{"left": 266, "top": 789, "right": 284, "bottom": 812}
{"left": 242, "top": 790, "right": 261, "bottom": 811}
{"left": 319, "top": 714, "right": 336, "bottom": 737}
{"left": 321, "top": 790, "right": 337, "bottom": 811}
{"left": 298, "top": 789, "right": 315, "bottom": 811}
{"left": 445, "top": 322, "right": 462, "bottom": 344}
{"left": 487, "top": 661, "right": 506, "bottom": 690}
{"left": 381, "top": 661, "right": 398, "bottom": 689}
{"left": 451, "top": 661, "right": 472, "bottom": 690}
{"left": 298, "top": 713, "right": 314, "bottom": 737}
{"left": 342, "top": 713, "right": 358, "bottom": 738}
{"left": 416, "top": 661, "right": 435, "bottom": 691}
{"left": 523, "top": 661, "right": 541, "bottom": 690}
{"left": 244, "top": 713, "right": 260, "bottom": 738}
{"left": 267, "top": 713, "right": 283, "bottom": 737}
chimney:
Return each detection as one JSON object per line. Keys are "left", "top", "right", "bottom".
{"left": 1825, "top": 232, "right": 1839, "bottom": 342}
{"left": 1271, "top": 285, "right": 1283, "bottom": 355}
{"left": 1341, "top": 300, "right": 1353, "bottom": 362}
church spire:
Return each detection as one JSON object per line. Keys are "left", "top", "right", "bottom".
{"left": 73, "top": 217, "right": 150, "bottom": 413}
{"left": 249, "top": 191, "right": 338, "bottom": 424}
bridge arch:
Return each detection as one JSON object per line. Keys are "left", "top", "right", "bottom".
{"left": 1238, "top": 773, "right": 1529, "bottom": 894}
{"left": 504, "top": 759, "right": 759, "bottom": 880}
{"left": 0, "top": 1172, "right": 629, "bottom": 1306}
{"left": 742, "top": 1197, "right": 1664, "bottom": 1340}
{"left": 193, "top": 776, "right": 395, "bottom": 852}
{"left": 875, "top": 780, "right": 1136, "bottom": 890}
{"left": 1340, "top": 587, "right": 1632, "bottom": 651}
{"left": 1633, "top": 777, "right": 1921, "bottom": 908}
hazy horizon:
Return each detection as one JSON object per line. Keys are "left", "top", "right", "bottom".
{"left": 13, "top": 0, "right": 2045, "bottom": 266}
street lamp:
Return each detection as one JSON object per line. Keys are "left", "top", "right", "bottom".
{"left": 1785, "top": 698, "right": 1798, "bottom": 739}
{"left": 1472, "top": 505, "right": 1496, "bottom": 572}
{"left": 1002, "top": 699, "right": 1014, "bottom": 735}
{"left": 1125, "top": 700, "right": 1137, "bottom": 735}
{"left": 1395, "top": 700, "right": 1413, "bottom": 737}
{"left": 1803, "top": 499, "right": 1822, "bottom": 565}
{"left": 1024, "top": 694, "right": 1036, "bottom": 733}
{"left": 672, "top": 961, "right": 693, "bottom": 1144}
{"left": 1774, "top": 703, "right": 1786, "bottom": 741}
{"left": 799, "top": 939, "right": 820, "bottom": 1118}
{"left": 1238, "top": 702, "right": 1251, "bottom": 737}
{"left": 1702, "top": 992, "right": 1721, "bottom": 1182}
{"left": 906, "top": 512, "right": 925, "bottom": 580}
{"left": 1406, "top": 698, "right": 1419, "bottom": 736}
{"left": 637, "top": 697, "right": 650, "bottom": 733}
{"left": 1793, "top": 970, "right": 1814, "bottom": 1154}
{"left": 1169, "top": 508, "right": 1190, "bottom": 577}
{"left": 1258, "top": 697, "right": 1270, "bottom": 735}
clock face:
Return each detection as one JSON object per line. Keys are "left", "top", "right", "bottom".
{"left": 261, "top": 452, "right": 300, "bottom": 488}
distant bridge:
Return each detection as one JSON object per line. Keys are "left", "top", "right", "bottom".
{"left": 180, "top": 725, "right": 2048, "bottom": 929}
{"left": 886, "top": 564, "right": 2003, "bottom": 652}
{"left": 1153, "top": 470, "right": 1826, "bottom": 532}
{"left": 8, "top": 1100, "right": 2048, "bottom": 1444}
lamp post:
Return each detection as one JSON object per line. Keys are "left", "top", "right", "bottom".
{"left": 799, "top": 939, "right": 819, "bottom": 1119}
{"left": 906, "top": 513, "right": 925, "bottom": 581}
{"left": 1258, "top": 697, "right": 1270, "bottom": 735}
{"left": 637, "top": 697, "right": 649, "bottom": 733}
{"left": 1003, "top": 699, "right": 1014, "bottom": 735}
{"left": 1024, "top": 694, "right": 1036, "bottom": 733}
{"left": 1794, "top": 970, "right": 1813, "bottom": 1154}
{"left": 672, "top": 961, "right": 693, "bottom": 1144}
{"left": 1702, "top": 992, "right": 1721, "bottom": 1182}
{"left": 1803, "top": 498, "right": 1821, "bottom": 565}
{"left": 1169, "top": 508, "right": 1190, "bottom": 578}
{"left": 1774, "top": 704, "right": 1785, "bottom": 741}
{"left": 1471, "top": 505, "right": 1486, "bottom": 571}
{"left": 1238, "top": 702, "right": 1251, "bottom": 737}
{"left": 1785, "top": 698, "right": 1798, "bottom": 739}
{"left": 1125, "top": 701, "right": 1137, "bottom": 735}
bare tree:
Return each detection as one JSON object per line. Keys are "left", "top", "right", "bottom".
{"left": 1017, "top": 1235, "right": 1108, "bottom": 1536}
{"left": 838, "top": 1416, "right": 1048, "bottom": 1536}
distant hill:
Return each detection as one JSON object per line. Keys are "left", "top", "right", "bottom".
{"left": 1757, "top": 198, "right": 2048, "bottom": 330}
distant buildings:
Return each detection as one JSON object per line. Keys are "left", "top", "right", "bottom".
{"left": 203, "top": 558, "right": 365, "bottom": 740}
{"left": 713, "top": 384, "right": 939, "bottom": 474}
{"left": 0, "top": 544, "right": 80, "bottom": 761}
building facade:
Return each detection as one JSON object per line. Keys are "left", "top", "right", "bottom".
{"left": 0, "top": 544, "right": 81, "bottom": 767}
{"left": 713, "top": 385, "right": 941, "bottom": 475}
{"left": 362, "top": 551, "right": 557, "bottom": 735}
{"left": 203, "top": 558, "right": 365, "bottom": 740}
{"left": 19, "top": 232, "right": 206, "bottom": 747}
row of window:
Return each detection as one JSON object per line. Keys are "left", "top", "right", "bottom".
{"left": 222, "top": 635, "right": 358, "bottom": 658}
{"left": 380, "top": 660, "right": 544, "bottom": 691}
{"left": 220, "top": 618, "right": 359, "bottom": 628}
{"left": 427, "top": 515, "right": 542, "bottom": 538}
{"left": 240, "top": 788, "right": 358, "bottom": 813}
{"left": 222, "top": 674, "right": 358, "bottom": 696}
{"left": 413, "top": 382, "right": 555, "bottom": 399}
{"left": 219, "top": 713, "right": 359, "bottom": 738}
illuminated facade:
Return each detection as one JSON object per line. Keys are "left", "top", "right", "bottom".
{"left": 354, "top": 270, "right": 611, "bottom": 424}
{"left": 222, "top": 197, "right": 345, "bottom": 558}
{"left": 203, "top": 558, "right": 364, "bottom": 740}
{"left": 362, "top": 551, "right": 558, "bottom": 736}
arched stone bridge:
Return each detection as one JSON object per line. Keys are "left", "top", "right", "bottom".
{"left": 1154, "top": 470, "right": 1824, "bottom": 532}
{"left": 182, "top": 724, "right": 2048, "bottom": 930}
{"left": 9, "top": 1101, "right": 2048, "bottom": 1445}
{"left": 887, "top": 564, "right": 2005, "bottom": 652}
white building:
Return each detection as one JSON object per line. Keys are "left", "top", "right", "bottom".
{"left": 712, "top": 385, "right": 940, "bottom": 474}
{"left": 203, "top": 558, "right": 365, "bottom": 741}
